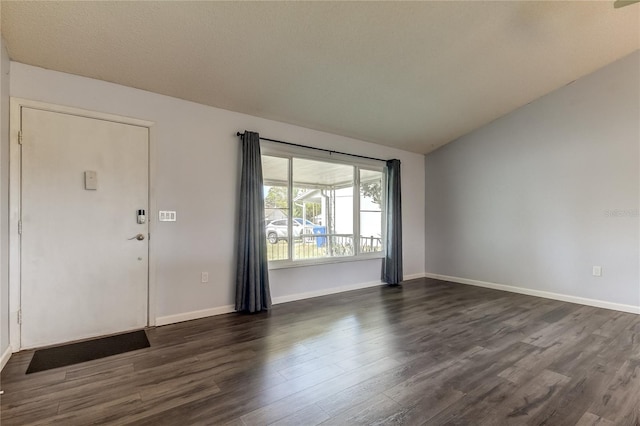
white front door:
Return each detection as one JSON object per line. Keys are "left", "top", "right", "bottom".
{"left": 20, "top": 107, "right": 149, "bottom": 349}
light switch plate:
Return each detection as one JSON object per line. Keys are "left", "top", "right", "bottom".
{"left": 84, "top": 171, "right": 97, "bottom": 190}
{"left": 592, "top": 266, "right": 602, "bottom": 277}
{"left": 159, "top": 210, "right": 177, "bottom": 222}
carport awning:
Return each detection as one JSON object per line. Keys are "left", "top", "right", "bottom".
{"left": 263, "top": 156, "right": 382, "bottom": 189}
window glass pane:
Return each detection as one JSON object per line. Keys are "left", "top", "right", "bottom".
{"left": 292, "top": 158, "right": 354, "bottom": 259}
{"left": 333, "top": 186, "right": 354, "bottom": 256}
{"left": 262, "top": 156, "right": 289, "bottom": 261}
{"left": 360, "top": 169, "right": 383, "bottom": 253}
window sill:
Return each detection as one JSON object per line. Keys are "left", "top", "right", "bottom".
{"left": 267, "top": 253, "right": 384, "bottom": 270}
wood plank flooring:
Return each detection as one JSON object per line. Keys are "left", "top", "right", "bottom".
{"left": 1, "top": 278, "right": 639, "bottom": 425}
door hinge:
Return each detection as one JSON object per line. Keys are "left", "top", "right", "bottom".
{"left": 17, "top": 220, "right": 22, "bottom": 235}
{"left": 148, "top": 233, "right": 151, "bottom": 241}
{"left": 17, "top": 310, "right": 22, "bottom": 325}
{"left": 18, "top": 130, "right": 23, "bottom": 145}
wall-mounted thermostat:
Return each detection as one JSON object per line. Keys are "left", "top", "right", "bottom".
{"left": 159, "top": 211, "right": 177, "bottom": 222}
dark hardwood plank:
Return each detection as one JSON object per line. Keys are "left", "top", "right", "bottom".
{"left": 426, "top": 373, "right": 518, "bottom": 424}
{"left": 575, "top": 412, "right": 616, "bottom": 426}
{"left": 318, "top": 393, "right": 403, "bottom": 425}
{"left": 1, "top": 278, "right": 639, "bottom": 425}
{"left": 269, "top": 403, "right": 329, "bottom": 426}
{"left": 587, "top": 358, "right": 640, "bottom": 424}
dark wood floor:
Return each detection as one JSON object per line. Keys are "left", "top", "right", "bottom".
{"left": 1, "top": 278, "right": 639, "bottom": 425}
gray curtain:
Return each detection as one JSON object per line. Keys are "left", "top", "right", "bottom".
{"left": 235, "top": 131, "right": 272, "bottom": 313}
{"left": 383, "top": 159, "right": 403, "bottom": 285}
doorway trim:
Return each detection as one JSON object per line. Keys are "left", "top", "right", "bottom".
{"left": 9, "top": 98, "right": 157, "bottom": 351}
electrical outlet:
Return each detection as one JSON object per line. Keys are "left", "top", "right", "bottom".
{"left": 201, "top": 272, "right": 209, "bottom": 283}
{"left": 592, "top": 266, "right": 602, "bottom": 277}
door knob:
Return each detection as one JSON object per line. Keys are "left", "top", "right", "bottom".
{"left": 129, "top": 234, "right": 145, "bottom": 241}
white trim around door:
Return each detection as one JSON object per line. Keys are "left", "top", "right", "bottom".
{"left": 9, "top": 98, "right": 156, "bottom": 351}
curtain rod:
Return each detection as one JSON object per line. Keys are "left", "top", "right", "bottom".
{"left": 236, "top": 132, "right": 387, "bottom": 163}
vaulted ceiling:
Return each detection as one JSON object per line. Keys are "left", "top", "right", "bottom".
{"left": 2, "top": 1, "right": 638, "bottom": 154}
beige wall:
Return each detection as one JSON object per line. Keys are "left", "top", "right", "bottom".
{"left": 425, "top": 51, "right": 640, "bottom": 311}
{"left": 9, "top": 62, "right": 426, "bottom": 325}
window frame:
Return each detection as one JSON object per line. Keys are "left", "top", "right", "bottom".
{"left": 261, "top": 141, "right": 386, "bottom": 269}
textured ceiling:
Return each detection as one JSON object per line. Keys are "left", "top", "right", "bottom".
{"left": 1, "top": 1, "right": 639, "bottom": 154}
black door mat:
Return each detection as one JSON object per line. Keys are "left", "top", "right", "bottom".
{"left": 26, "top": 330, "right": 150, "bottom": 374}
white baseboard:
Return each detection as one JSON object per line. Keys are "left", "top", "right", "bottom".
{"left": 155, "top": 273, "right": 429, "bottom": 326}
{"left": 272, "top": 280, "right": 385, "bottom": 304}
{"left": 272, "top": 273, "right": 426, "bottom": 305}
{"left": 424, "top": 273, "right": 640, "bottom": 315}
{"left": 154, "top": 282, "right": 384, "bottom": 327}
{"left": 155, "top": 305, "right": 235, "bottom": 326}
{"left": 1, "top": 345, "right": 12, "bottom": 371}
{"left": 404, "top": 273, "right": 427, "bottom": 281}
